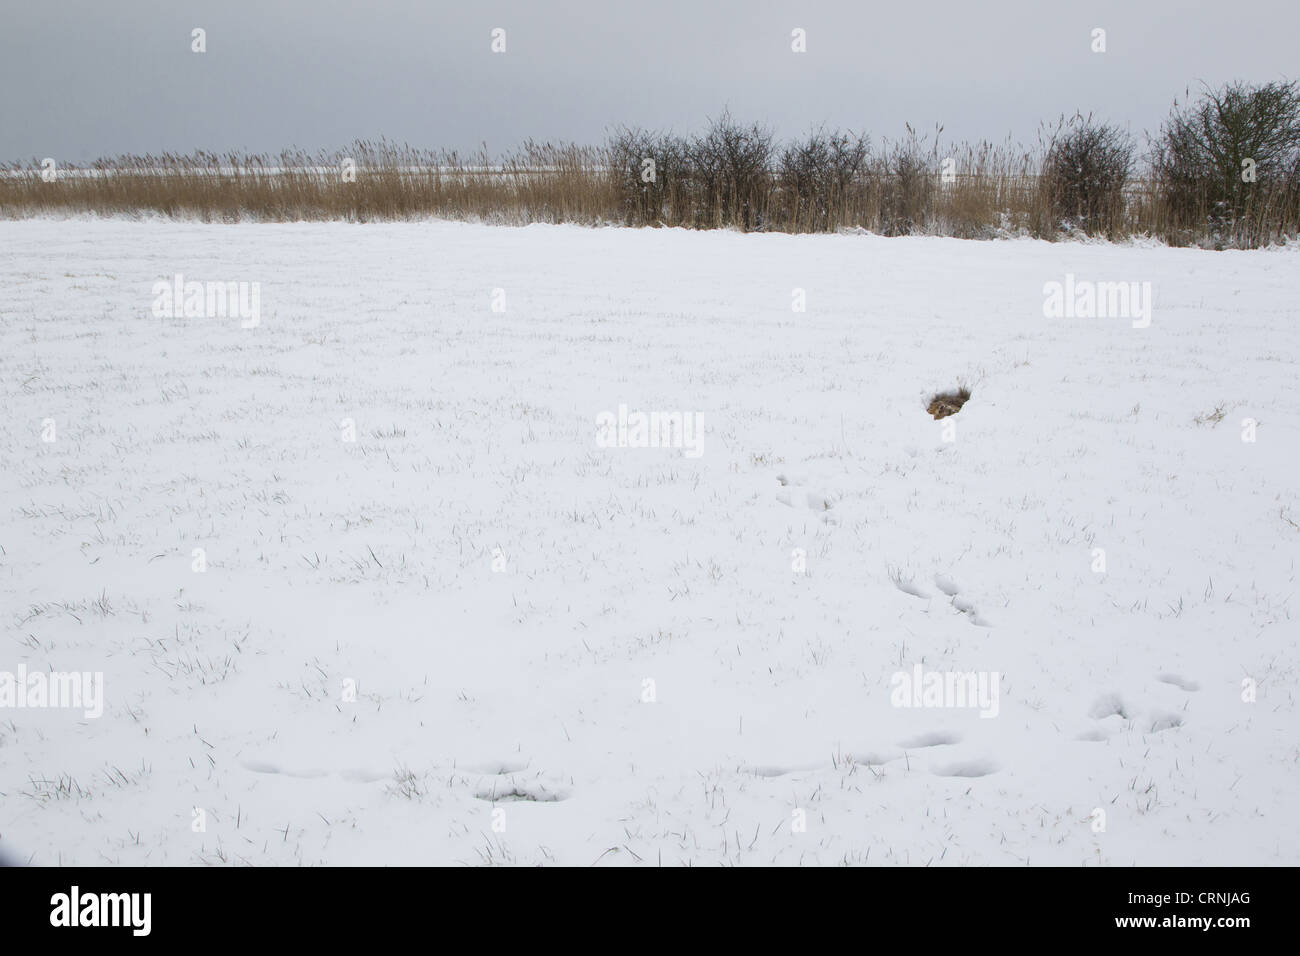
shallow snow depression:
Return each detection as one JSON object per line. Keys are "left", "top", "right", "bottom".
{"left": 0, "top": 220, "right": 1297, "bottom": 865}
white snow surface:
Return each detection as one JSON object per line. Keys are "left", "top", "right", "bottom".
{"left": 0, "top": 219, "right": 1297, "bottom": 866}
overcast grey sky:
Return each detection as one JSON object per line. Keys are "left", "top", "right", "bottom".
{"left": 3, "top": 0, "right": 1297, "bottom": 162}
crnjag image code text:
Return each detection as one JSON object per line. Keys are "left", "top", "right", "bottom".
{"left": 0, "top": 0, "right": 1297, "bottom": 876}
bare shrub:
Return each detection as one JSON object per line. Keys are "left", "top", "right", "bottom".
{"left": 777, "top": 127, "right": 870, "bottom": 232}
{"left": 608, "top": 127, "right": 691, "bottom": 226}
{"left": 688, "top": 110, "right": 775, "bottom": 230}
{"left": 1041, "top": 115, "right": 1135, "bottom": 237}
{"left": 1152, "top": 79, "right": 1300, "bottom": 246}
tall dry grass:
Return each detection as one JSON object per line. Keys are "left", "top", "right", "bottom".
{"left": 0, "top": 140, "right": 615, "bottom": 225}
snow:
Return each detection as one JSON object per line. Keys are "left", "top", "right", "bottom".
{"left": 0, "top": 219, "right": 1297, "bottom": 866}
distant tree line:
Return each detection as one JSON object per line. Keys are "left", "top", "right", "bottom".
{"left": 5, "top": 79, "right": 1297, "bottom": 247}
{"left": 609, "top": 80, "right": 1300, "bottom": 246}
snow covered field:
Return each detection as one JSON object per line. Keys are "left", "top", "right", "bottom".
{"left": 1, "top": 219, "right": 1297, "bottom": 866}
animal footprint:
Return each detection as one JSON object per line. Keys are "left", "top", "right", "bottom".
{"left": 1084, "top": 693, "right": 1186, "bottom": 736}
{"left": 742, "top": 761, "right": 823, "bottom": 778}
{"left": 890, "top": 567, "right": 932, "bottom": 599}
{"left": 933, "top": 574, "right": 962, "bottom": 597}
{"left": 900, "top": 731, "right": 961, "bottom": 749}
{"left": 473, "top": 771, "right": 570, "bottom": 803}
{"left": 888, "top": 568, "right": 991, "bottom": 625}
{"left": 934, "top": 757, "right": 998, "bottom": 778}
{"left": 1088, "top": 693, "right": 1128, "bottom": 720}
{"left": 776, "top": 474, "right": 835, "bottom": 512}
{"left": 241, "top": 759, "right": 386, "bottom": 783}
{"left": 938, "top": 574, "right": 993, "bottom": 627}
{"left": 1148, "top": 713, "right": 1184, "bottom": 732}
